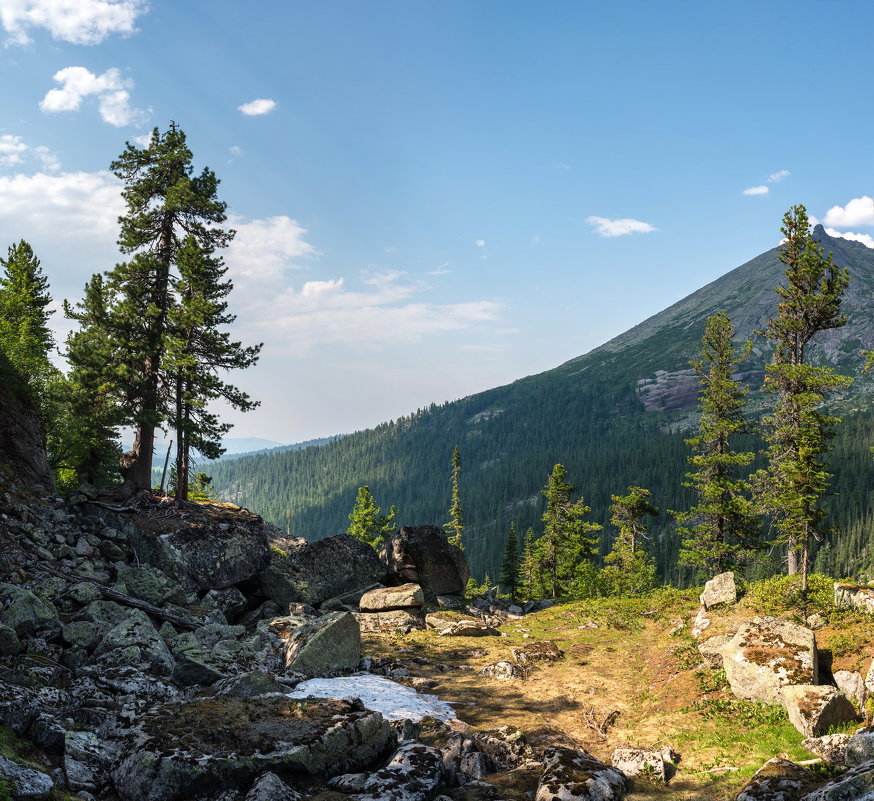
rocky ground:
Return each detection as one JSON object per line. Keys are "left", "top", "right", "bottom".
{"left": 3, "top": 486, "right": 874, "bottom": 801}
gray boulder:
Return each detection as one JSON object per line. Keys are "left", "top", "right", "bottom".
{"left": 261, "top": 535, "right": 387, "bottom": 608}
{"left": 536, "top": 747, "right": 626, "bottom": 801}
{"left": 356, "top": 610, "right": 425, "bottom": 634}
{"left": 245, "top": 772, "right": 301, "bottom": 801}
{"left": 480, "top": 661, "right": 527, "bottom": 680}
{"left": 437, "top": 620, "right": 500, "bottom": 637}
{"left": 834, "top": 669, "right": 867, "bottom": 708}
{"left": 111, "top": 696, "right": 395, "bottom": 801}
{"left": 0, "top": 622, "right": 20, "bottom": 655}
{"left": 698, "top": 633, "right": 734, "bottom": 669}
{"left": 845, "top": 730, "right": 874, "bottom": 766}
{"left": 834, "top": 582, "right": 874, "bottom": 614}
{"left": 800, "top": 761, "right": 874, "bottom": 800}
{"left": 700, "top": 571, "right": 738, "bottom": 609}
{"left": 359, "top": 583, "right": 424, "bottom": 611}
{"left": 736, "top": 757, "right": 818, "bottom": 800}
{"left": 802, "top": 734, "right": 851, "bottom": 765}
{"left": 611, "top": 746, "right": 671, "bottom": 783}
{"left": 0, "top": 754, "right": 53, "bottom": 800}
{"left": 0, "top": 588, "right": 58, "bottom": 637}
{"left": 780, "top": 686, "right": 857, "bottom": 737}
{"left": 93, "top": 609, "right": 175, "bottom": 677}
{"left": 342, "top": 743, "right": 444, "bottom": 801}
{"left": 381, "top": 526, "right": 469, "bottom": 596}
{"left": 721, "top": 616, "right": 817, "bottom": 703}
{"left": 282, "top": 611, "right": 361, "bottom": 674}
{"left": 511, "top": 640, "right": 563, "bottom": 664}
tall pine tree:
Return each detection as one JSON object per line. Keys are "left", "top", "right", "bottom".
{"left": 674, "top": 311, "right": 758, "bottom": 576}
{"left": 603, "top": 486, "right": 658, "bottom": 596}
{"left": 106, "top": 125, "right": 234, "bottom": 494}
{"left": 499, "top": 521, "right": 521, "bottom": 601}
{"left": 347, "top": 485, "right": 397, "bottom": 549}
{"left": 756, "top": 205, "right": 852, "bottom": 591}
{"left": 445, "top": 445, "right": 464, "bottom": 548}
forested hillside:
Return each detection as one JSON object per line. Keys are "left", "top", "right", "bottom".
{"left": 209, "top": 227, "right": 874, "bottom": 584}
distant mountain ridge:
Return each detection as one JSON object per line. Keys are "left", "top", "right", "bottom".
{"left": 209, "top": 227, "right": 874, "bottom": 583}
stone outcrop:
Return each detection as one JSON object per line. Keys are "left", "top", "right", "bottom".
{"left": 261, "top": 534, "right": 387, "bottom": 608}
{"left": 332, "top": 742, "right": 444, "bottom": 801}
{"left": 834, "top": 582, "right": 874, "bottom": 614}
{"left": 802, "top": 734, "right": 851, "bottom": 765}
{"left": 699, "top": 571, "right": 738, "bottom": 609}
{"left": 359, "top": 582, "right": 425, "bottom": 611}
{"left": 356, "top": 609, "right": 425, "bottom": 633}
{"left": 720, "top": 616, "right": 817, "bottom": 703}
{"left": 480, "top": 660, "right": 527, "bottom": 680}
{"left": 780, "top": 685, "right": 857, "bottom": 737}
{"left": 536, "top": 746, "right": 627, "bottom": 801}
{"left": 845, "top": 730, "right": 874, "bottom": 766}
{"left": 511, "top": 640, "right": 563, "bottom": 664}
{"left": 799, "top": 760, "right": 874, "bottom": 800}
{"left": 437, "top": 620, "right": 501, "bottom": 637}
{"left": 834, "top": 669, "right": 867, "bottom": 708}
{"left": 698, "top": 632, "right": 733, "bottom": 669}
{"left": 381, "top": 525, "right": 469, "bottom": 596}
{"left": 112, "top": 696, "right": 396, "bottom": 801}
{"left": 610, "top": 746, "right": 674, "bottom": 783}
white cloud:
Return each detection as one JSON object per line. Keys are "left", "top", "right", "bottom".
{"left": 131, "top": 132, "right": 152, "bottom": 147}
{"left": 475, "top": 239, "right": 485, "bottom": 247}
{"left": 0, "top": 135, "right": 28, "bottom": 166}
{"left": 823, "top": 196, "right": 874, "bottom": 228}
{"left": 238, "top": 98, "right": 277, "bottom": 116}
{"left": 40, "top": 66, "right": 149, "bottom": 127}
{"left": 229, "top": 145, "right": 242, "bottom": 156}
{"left": 224, "top": 215, "right": 317, "bottom": 280}
{"left": 742, "top": 185, "right": 769, "bottom": 196}
{"left": 1, "top": 0, "right": 148, "bottom": 45}
{"left": 586, "top": 216, "right": 656, "bottom": 237}
{"left": 768, "top": 170, "right": 790, "bottom": 183}
{"left": 428, "top": 261, "right": 451, "bottom": 275}
{"left": 825, "top": 227, "right": 874, "bottom": 248}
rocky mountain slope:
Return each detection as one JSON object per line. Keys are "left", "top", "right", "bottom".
{"left": 208, "top": 227, "right": 874, "bottom": 580}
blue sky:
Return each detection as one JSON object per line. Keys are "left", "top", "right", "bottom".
{"left": 2, "top": 1, "right": 874, "bottom": 444}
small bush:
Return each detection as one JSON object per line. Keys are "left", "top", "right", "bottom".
{"left": 687, "top": 697, "right": 788, "bottom": 726}
{"left": 742, "top": 573, "right": 835, "bottom": 619}
{"left": 696, "top": 668, "right": 729, "bottom": 694}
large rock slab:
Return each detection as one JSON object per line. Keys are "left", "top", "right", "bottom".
{"left": 780, "top": 686, "right": 857, "bottom": 737}
{"left": 281, "top": 611, "right": 361, "bottom": 674}
{"left": 845, "top": 730, "right": 874, "bottom": 766}
{"left": 381, "top": 525, "right": 469, "bottom": 596}
{"left": 359, "top": 583, "right": 424, "bottom": 612}
{"left": 721, "top": 616, "right": 817, "bottom": 704}
{"left": 0, "top": 754, "right": 54, "bottom": 800}
{"left": 700, "top": 571, "right": 738, "bottom": 609}
{"left": 93, "top": 609, "right": 175, "bottom": 677}
{"left": 335, "top": 743, "right": 444, "bottom": 801}
{"left": 355, "top": 610, "right": 425, "bottom": 634}
{"left": 536, "top": 746, "right": 626, "bottom": 801}
{"left": 111, "top": 696, "right": 395, "bottom": 801}
{"left": 261, "top": 535, "right": 387, "bottom": 608}
{"left": 0, "top": 587, "right": 59, "bottom": 637}
{"left": 736, "top": 757, "right": 818, "bottom": 800}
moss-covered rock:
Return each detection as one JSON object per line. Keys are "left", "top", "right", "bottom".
{"left": 536, "top": 746, "right": 626, "bottom": 801}
{"left": 282, "top": 612, "right": 360, "bottom": 675}
{"left": 111, "top": 696, "right": 395, "bottom": 801}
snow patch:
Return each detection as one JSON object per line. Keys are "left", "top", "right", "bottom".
{"left": 288, "top": 674, "right": 457, "bottom": 721}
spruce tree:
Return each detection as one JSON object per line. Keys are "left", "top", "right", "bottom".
{"left": 499, "top": 521, "right": 521, "bottom": 601}
{"left": 756, "top": 205, "right": 852, "bottom": 591}
{"left": 537, "top": 464, "right": 601, "bottom": 598}
{"left": 166, "top": 237, "right": 261, "bottom": 502}
{"left": 445, "top": 445, "right": 464, "bottom": 548}
{"left": 674, "top": 311, "right": 758, "bottom": 576}
{"left": 105, "top": 125, "right": 233, "bottom": 494}
{"left": 347, "top": 485, "right": 396, "bottom": 549}
{"left": 603, "top": 486, "right": 658, "bottom": 596}
{"left": 520, "top": 527, "right": 539, "bottom": 600}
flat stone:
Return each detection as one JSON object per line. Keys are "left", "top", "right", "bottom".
{"left": 511, "top": 640, "right": 562, "bottom": 664}
{"left": 437, "top": 620, "right": 500, "bottom": 637}
{"left": 611, "top": 746, "right": 668, "bottom": 782}
{"left": 0, "top": 754, "right": 53, "bottom": 800}
{"left": 347, "top": 743, "right": 444, "bottom": 801}
{"left": 480, "top": 661, "right": 527, "bottom": 680}
{"left": 802, "top": 734, "right": 851, "bottom": 765}
{"left": 359, "top": 583, "right": 424, "bottom": 612}
{"left": 355, "top": 610, "right": 425, "bottom": 633}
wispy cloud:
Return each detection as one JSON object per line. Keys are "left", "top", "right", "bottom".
{"left": 768, "top": 170, "right": 790, "bottom": 183}
{"left": 742, "top": 185, "right": 768, "bottom": 196}
{"left": 823, "top": 196, "right": 874, "bottom": 228}
{"left": 428, "top": 261, "right": 451, "bottom": 275}
{"left": 238, "top": 98, "right": 277, "bottom": 116}
{"left": 0, "top": 135, "right": 28, "bottom": 166}
{"left": 475, "top": 239, "right": 485, "bottom": 248}
{"left": 40, "top": 66, "right": 149, "bottom": 126}
{"left": 1, "top": 0, "right": 148, "bottom": 45}
{"left": 586, "top": 216, "right": 656, "bottom": 237}
{"left": 224, "top": 215, "right": 317, "bottom": 280}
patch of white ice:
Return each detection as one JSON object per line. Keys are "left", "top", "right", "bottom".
{"left": 288, "top": 674, "right": 457, "bottom": 721}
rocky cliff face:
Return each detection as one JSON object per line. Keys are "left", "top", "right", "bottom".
{"left": 0, "top": 349, "right": 53, "bottom": 493}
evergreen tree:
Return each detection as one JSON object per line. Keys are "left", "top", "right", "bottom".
{"left": 674, "top": 311, "right": 758, "bottom": 575}
{"left": 166, "top": 237, "right": 261, "bottom": 501}
{"left": 62, "top": 274, "right": 124, "bottom": 487}
{"left": 520, "top": 527, "right": 539, "bottom": 600}
{"left": 445, "top": 445, "right": 464, "bottom": 548}
{"left": 347, "top": 485, "right": 396, "bottom": 548}
{"left": 603, "top": 486, "right": 658, "bottom": 596}
{"left": 104, "top": 125, "right": 234, "bottom": 494}
{"left": 0, "top": 240, "right": 54, "bottom": 379}
{"left": 537, "top": 464, "right": 601, "bottom": 598}
{"left": 755, "top": 205, "right": 852, "bottom": 591}
{"left": 499, "top": 521, "right": 521, "bottom": 600}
